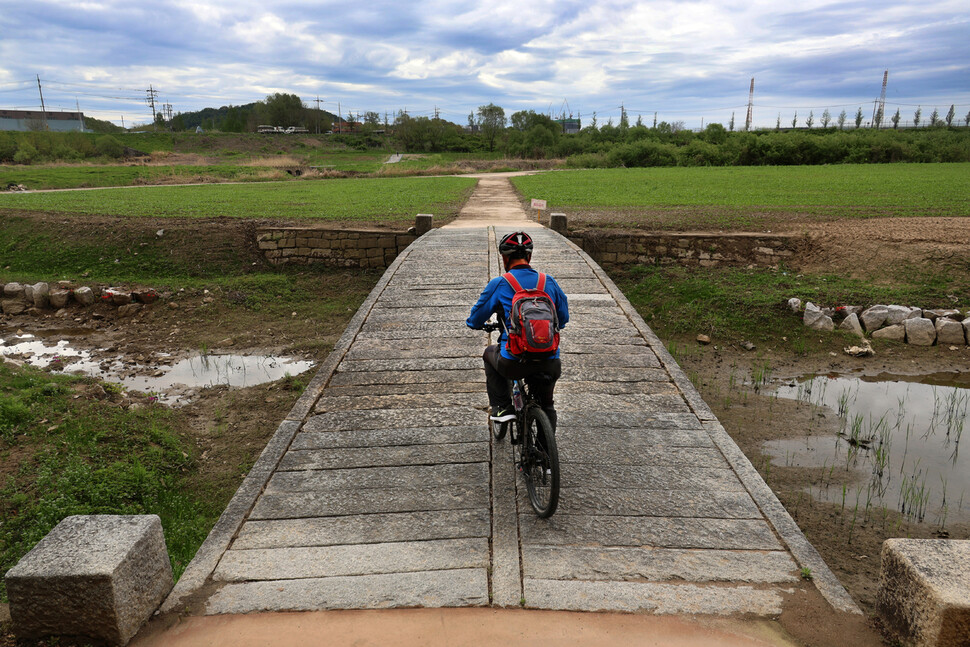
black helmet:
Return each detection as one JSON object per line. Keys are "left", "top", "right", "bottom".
{"left": 499, "top": 231, "right": 534, "bottom": 258}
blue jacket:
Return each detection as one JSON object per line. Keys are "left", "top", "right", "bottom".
{"left": 467, "top": 265, "right": 569, "bottom": 360}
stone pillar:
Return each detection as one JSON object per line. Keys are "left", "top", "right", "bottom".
{"left": 415, "top": 214, "right": 433, "bottom": 236}
{"left": 6, "top": 515, "right": 174, "bottom": 646}
{"left": 550, "top": 213, "right": 568, "bottom": 233}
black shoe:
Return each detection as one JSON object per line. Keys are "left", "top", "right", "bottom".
{"left": 490, "top": 405, "right": 515, "bottom": 423}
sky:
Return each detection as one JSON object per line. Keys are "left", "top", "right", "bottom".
{"left": 1, "top": 0, "right": 968, "bottom": 130}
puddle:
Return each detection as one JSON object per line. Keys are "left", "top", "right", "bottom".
{"left": 765, "top": 372, "right": 970, "bottom": 525}
{"left": 1, "top": 335, "right": 314, "bottom": 405}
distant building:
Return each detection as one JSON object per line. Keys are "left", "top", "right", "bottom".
{"left": 556, "top": 118, "right": 581, "bottom": 134}
{"left": 0, "top": 109, "right": 87, "bottom": 132}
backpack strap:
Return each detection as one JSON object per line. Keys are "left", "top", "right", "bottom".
{"left": 502, "top": 272, "right": 523, "bottom": 292}
{"left": 535, "top": 273, "right": 546, "bottom": 292}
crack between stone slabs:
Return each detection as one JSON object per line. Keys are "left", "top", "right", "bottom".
{"left": 160, "top": 236, "right": 421, "bottom": 615}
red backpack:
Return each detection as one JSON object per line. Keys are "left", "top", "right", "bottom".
{"left": 503, "top": 272, "right": 560, "bottom": 358}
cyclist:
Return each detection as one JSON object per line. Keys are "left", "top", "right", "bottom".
{"left": 466, "top": 231, "right": 569, "bottom": 433}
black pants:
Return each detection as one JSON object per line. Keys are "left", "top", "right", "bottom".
{"left": 483, "top": 344, "right": 561, "bottom": 428}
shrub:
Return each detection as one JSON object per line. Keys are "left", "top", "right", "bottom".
{"left": 13, "top": 142, "right": 39, "bottom": 165}
{"left": 95, "top": 135, "right": 124, "bottom": 158}
{"left": 0, "top": 132, "right": 17, "bottom": 162}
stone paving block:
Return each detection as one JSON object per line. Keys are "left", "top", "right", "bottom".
{"left": 523, "top": 546, "right": 798, "bottom": 583}
{"left": 556, "top": 443, "right": 728, "bottom": 467}
{"left": 522, "top": 579, "right": 784, "bottom": 616}
{"left": 359, "top": 321, "right": 478, "bottom": 334}
{"left": 558, "top": 410, "right": 702, "bottom": 430}
{"left": 322, "top": 382, "right": 483, "bottom": 397}
{"left": 329, "top": 369, "right": 483, "bottom": 387}
{"left": 556, "top": 381, "right": 679, "bottom": 396}
{"left": 303, "top": 406, "right": 483, "bottom": 431}
{"left": 232, "top": 509, "right": 490, "bottom": 550}
{"left": 292, "top": 426, "right": 486, "bottom": 449}
{"left": 354, "top": 328, "right": 480, "bottom": 340}
{"left": 560, "top": 367, "right": 672, "bottom": 382}
{"left": 315, "top": 391, "right": 487, "bottom": 412}
{"left": 337, "top": 357, "right": 480, "bottom": 372}
{"left": 278, "top": 442, "right": 488, "bottom": 471}
{"left": 877, "top": 539, "right": 970, "bottom": 647}
{"left": 215, "top": 538, "right": 489, "bottom": 581}
{"left": 554, "top": 392, "right": 689, "bottom": 413}
{"left": 5, "top": 515, "right": 173, "bottom": 646}
{"left": 556, "top": 427, "right": 715, "bottom": 449}
{"left": 519, "top": 515, "right": 781, "bottom": 550}
{"left": 267, "top": 463, "right": 487, "bottom": 492}
{"left": 561, "top": 343, "right": 650, "bottom": 355}
{"left": 205, "top": 569, "right": 489, "bottom": 614}
{"left": 345, "top": 343, "right": 479, "bottom": 360}
{"left": 364, "top": 306, "right": 469, "bottom": 323}
{"left": 550, "top": 488, "right": 760, "bottom": 518}
{"left": 562, "top": 354, "right": 662, "bottom": 369}
{"left": 250, "top": 485, "right": 488, "bottom": 519}
{"left": 561, "top": 463, "right": 745, "bottom": 491}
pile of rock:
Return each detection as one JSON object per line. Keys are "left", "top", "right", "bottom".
{"left": 791, "top": 298, "right": 970, "bottom": 346}
{"left": 1, "top": 281, "right": 158, "bottom": 317}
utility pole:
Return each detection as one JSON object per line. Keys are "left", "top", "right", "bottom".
{"left": 314, "top": 96, "right": 321, "bottom": 134}
{"left": 36, "top": 75, "right": 49, "bottom": 131}
{"left": 76, "top": 98, "right": 85, "bottom": 132}
{"left": 338, "top": 101, "right": 342, "bottom": 133}
{"left": 146, "top": 85, "right": 159, "bottom": 131}
{"left": 745, "top": 77, "right": 755, "bottom": 131}
{"left": 653, "top": 112, "right": 657, "bottom": 128}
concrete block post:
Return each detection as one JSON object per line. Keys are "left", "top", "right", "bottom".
{"left": 877, "top": 539, "right": 970, "bottom": 646}
{"left": 5, "top": 515, "right": 174, "bottom": 646}
{"left": 550, "top": 213, "right": 568, "bottom": 233}
{"left": 415, "top": 214, "right": 433, "bottom": 236}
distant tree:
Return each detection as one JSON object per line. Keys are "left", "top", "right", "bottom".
{"left": 837, "top": 109, "right": 847, "bottom": 130}
{"left": 965, "top": 110, "right": 970, "bottom": 127}
{"left": 729, "top": 112, "right": 735, "bottom": 132}
{"left": 510, "top": 110, "right": 558, "bottom": 135}
{"left": 467, "top": 112, "right": 474, "bottom": 128}
{"left": 891, "top": 108, "right": 900, "bottom": 129}
{"left": 590, "top": 112, "right": 597, "bottom": 129}
{"left": 946, "top": 104, "right": 955, "bottom": 127}
{"left": 154, "top": 112, "right": 166, "bottom": 130}
{"left": 791, "top": 111, "right": 798, "bottom": 128}
{"left": 703, "top": 122, "right": 728, "bottom": 144}
{"left": 221, "top": 106, "right": 244, "bottom": 132}
{"left": 821, "top": 109, "right": 831, "bottom": 128}
{"left": 854, "top": 107, "right": 864, "bottom": 128}
{"left": 930, "top": 108, "right": 940, "bottom": 127}
{"left": 806, "top": 110, "right": 814, "bottom": 128}
{"left": 669, "top": 120, "right": 686, "bottom": 133}
{"left": 364, "top": 111, "right": 381, "bottom": 125}
{"left": 260, "top": 93, "right": 306, "bottom": 127}
{"left": 776, "top": 114, "right": 781, "bottom": 130}
{"left": 874, "top": 104, "right": 884, "bottom": 129}
{"left": 914, "top": 106, "right": 922, "bottom": 128}
{"left": 619, "top": 105, "right": 629, "bottom": 130}
{"left": 476, "top": 103, "right": 506, "bottom": 152}
{"left": 171, "top": 113, "right": 186, "bottom": 132}
{"left": 635, "top": 114, "right": 643, "bottom": 127}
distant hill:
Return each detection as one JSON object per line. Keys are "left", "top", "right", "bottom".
{"left": 173, "top": 103, "right": 339, "bottom": 132}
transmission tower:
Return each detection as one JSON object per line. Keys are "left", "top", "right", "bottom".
{"left": 873, "top": 70, "right": 888, "bottom": 128}
{"left": 745, "top": 78, "right": 755, "bottom": 131}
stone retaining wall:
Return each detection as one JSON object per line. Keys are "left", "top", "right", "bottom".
{"left": 256, "top": 227, "right": 417, "bottom": 268}
{"left": 568, "top": 231, "right": 801, "bottom": 268}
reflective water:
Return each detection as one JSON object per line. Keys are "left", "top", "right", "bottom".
{"left": 0, "top": 335, "right": 314, "bottom": 405}
{"left": 765, "top": 373, "right": 970, "bottom": 525}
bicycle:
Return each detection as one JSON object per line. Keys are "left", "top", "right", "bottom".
{"left": 483, "top": 322, "right": 560, "bottom": 518}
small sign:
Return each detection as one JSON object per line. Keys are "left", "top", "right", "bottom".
{"left": 531, "top": 199, "right": 547, "bottom": 210}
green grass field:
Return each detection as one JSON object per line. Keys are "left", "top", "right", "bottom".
{"left": 511, "top": 164, "right": 970, "bottom": 226}
{"left": 0, "top": 176, "right": 477, "bottom": 222}
{"left": 0, "top": 164, "right": 284, "bottom": 190}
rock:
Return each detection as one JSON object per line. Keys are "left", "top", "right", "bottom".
{"left": 167, "top": 301, "right": 179, "bottom": 310}
{"left": 218, "top": 337, "right": 235, "bottom": 347}
{"left": 132, "top": 289, "right": 158, "bottom": 304}
{"left": 904, "top": 318, "right": 936, "bottom": 346}
{"left": 803, "top": 306, "right": 834, "bottom": 332}
{"left": 49, "top": 289, "right": 70, "bottom": 309}
{"left": 1, "top": 299, "right": 27, "bottom": 315}
{"left": 860, "top": 305, "right": 889, "bottom": 331}
{"left": 696, "top": 334, "right": 711, "bottom": 345}
{"left": 3, "top": 282, "right": 24, "bottom": 299}
{"left": 30, "top": 282, "right": 50, "bottom": 309}
{"left": 836, "top": 305, "right": 863, "bottom": 318}
{"left": 73, "top": 286, "right": 95, "bottom": 306}
{"left": 27, "top": 307, "right": 44, "bottom": 317}
{"left": 924, "top": 309, "right": 961, "bottom": 321}
{"left": 117, "top": 303, "right": 143, "bottom": 318}
{"left": 872, "top": 324, "right": 905, "bottom": 341}
{"left": 936, "top": 318, "right": 965, "bottom": 345}
{"left": 885, "top": 305, "right": 914, "bottom": 326}
{"left": 787, "top": 298, "right": 802, "bottom": 313}
{"left": 844, "top": 344, "right": 875, "bottom": 357}
{"left": 741, "top": 341, "right": 756, "bottom": 351}
{"left": 839, "top": 312, "right": 865, "bottom": 337}
{"left": 105, "top": 288, "right": 132, "bottom": 306}
{"left": 963, "top": 318, "right": 970, "bottom": 344}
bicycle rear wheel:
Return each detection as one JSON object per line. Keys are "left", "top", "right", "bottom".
{"left": 522, "top": 406, "right": 560, "bottom": 518}
{"left": 490, "top": 417, "right": 508, "bottom": 440}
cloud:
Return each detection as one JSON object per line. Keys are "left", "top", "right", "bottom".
{"left": 0, "top": 0, "right": 966, "bottom": 126}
